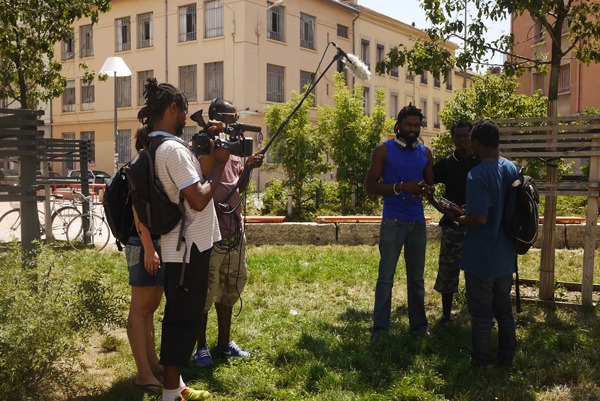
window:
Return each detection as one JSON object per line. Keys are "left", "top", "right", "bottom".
{"left": 81, "top": 131, "right": 95, "bottom": 163}
{"left": 267, "top": 2, "right": 285, "bottom": 42}
{"left": 376, "top": 44, "right": 385, "bottom": 63}
{"left": 63, "top": 132, "right": 76, "bottom": 171}
{"left": 559, "top": 64, "right": 570, "bottom": 93}
{"left": 80, "top": 24, "right": 94, "bottom": 57}
{"left": 337, "top": 59, "right": 348, "bottom": 83}
{"left": 390, "top": 92, "right": 398, "bottom": 119}
{"left": 179, "top": 4, "right": 197, "bottom": 42}
{"left": 62, "top": 80, "right": 75, "bottom": 112}
{"left": 137, "top": 70, "right": 154, "bottom": 106}
{"left": 179, "top": 64, "right": 197, "bottom": 102}
{"left": 406, "top": 69, "right": 415, "bottom": 81}
{"left": 137, "top": 12, "right": 153, "bottom": 48}
{"left": 434, "top": 101, "right": 441, "bottom": 129}
{"left": 204, "top": 62, "right": 223, "bottom": 101}
{"left": 337, "top": 24, "right": 348, "bottom": 38}
{"left": 434, "top": 75, "right": 441, "bottom": 88}
{"left": 390, "top": 66, "right": 399, "bottom": 78}
{"left": 300, "top": 70, "right": 315, "bottom": 105}
{"left": 561, "top": 19, "right": 569, "bottom": 35}
{"left": 81, "top": 81, "right": 94, "bottom": 111}
{"left": 533, "top": 20, "right": 546, "bottom": 44}
{"left": 117, "top": 129, "right": 131, "bottom": 164}
{"left": 360, "top": 39, "right": 370, "bottom": 70}
{"left": 117, "top": 76, "right": 131, "bottom": 108}
{"left": 116, "top": 17, "right": 131, "bottom": 52}
{"left": 61, "top": 29, "right": 74, "bottom": 60}
{"left": 204, "top": 0, "right": 223, "bottom": 38}
{"left": 267, "top": 64, "right": 285, "bottom": 103}
{"left": 363, "top": 87, "right": 370, "bottom": 115}
{"left": 533, "top": 72, "right": 545, "bottom": 95}
{"left": 420, "top": 99, "right": 428, "bottom": 127}
{"left": 420, "top": 73, "right": 428, "bottom": 85}
{"left": 300, "top": 13, "right": 315, "bottom": 50}
{"left": 446, "top": 69, "right": 453, "bottom": 90}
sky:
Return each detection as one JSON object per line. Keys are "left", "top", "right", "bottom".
{"left": 357, "top": 0, "right": 511, "bottom": 67}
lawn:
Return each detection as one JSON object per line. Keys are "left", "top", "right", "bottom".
{"left": 4, "top": 243, "right": 600, "bottom": 401}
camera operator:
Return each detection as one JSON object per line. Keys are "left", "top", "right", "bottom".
{"left": 193, "top": 98, "right": 264, "bottom": 367}
{"left": 138, "top": 78, "right": 229, "bottom": 401}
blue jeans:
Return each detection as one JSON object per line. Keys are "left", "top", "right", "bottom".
{"left": 373, "top": 218, "right": 428, "bottom": 332}
{"left": 465, "top": 272, "right": 516, "bottom": 365}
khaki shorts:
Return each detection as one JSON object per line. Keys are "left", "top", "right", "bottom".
{"left": 204, "top": 234, "right": 247, "bottom": 311}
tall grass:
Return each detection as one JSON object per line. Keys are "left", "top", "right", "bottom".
{"left": 6, "top": 243, "right": 599, "bottom": 401}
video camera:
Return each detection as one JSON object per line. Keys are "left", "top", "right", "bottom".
{"left": 189, "top": 109, "right": 259, "bottom": 157}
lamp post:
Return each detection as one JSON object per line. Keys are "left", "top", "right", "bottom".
{"left": 99, "top": 56, "right": 132, "bottom": 173}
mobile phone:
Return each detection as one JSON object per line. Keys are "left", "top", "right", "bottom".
{"left": 439, "top": 197, "right": 465, "bottom": 215}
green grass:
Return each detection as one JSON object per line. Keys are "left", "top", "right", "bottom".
{"left": 56, "top": 244, "right": 600, "bottom": 401}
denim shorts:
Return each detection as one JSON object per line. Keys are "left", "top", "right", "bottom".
{"left": 126, "top": 236, "right": 164, "bottom": 287}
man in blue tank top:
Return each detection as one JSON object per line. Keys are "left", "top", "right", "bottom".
{"left": 366, "top": 103, "right": 435, "bottom": 342}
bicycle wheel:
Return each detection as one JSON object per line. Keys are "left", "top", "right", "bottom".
{"left": 51, "top": 206, "right": 81, "bottom": 241}
{"left": 66, "top": 214, "right": 110, "bottom": 251}
{"left": 0, "top": 208, "right": 21, "bottom": 242}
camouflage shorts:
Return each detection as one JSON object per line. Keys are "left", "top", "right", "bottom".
{"left": 434, "top": 224, "right": 467, "bottom": 294}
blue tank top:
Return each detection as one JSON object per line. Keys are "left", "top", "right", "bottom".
{"left": 381, "top": 139, "right": 427, "bottom": 221}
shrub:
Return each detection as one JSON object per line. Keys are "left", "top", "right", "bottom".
{"left": 0, "top": 243, "right": 126, "bottom": 400}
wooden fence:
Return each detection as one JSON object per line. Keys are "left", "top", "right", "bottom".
{"left": 497, "top": 115, "right": 600, "bottom": 305}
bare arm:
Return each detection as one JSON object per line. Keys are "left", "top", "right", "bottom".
{"left": 457, "top": 214, "right": 487, "bottom": 227}
{"left": 182, "top": 146, "right": 230, "bottom": 211}
{"left": 132, "top": 206, "right": 160, "bottom": 276}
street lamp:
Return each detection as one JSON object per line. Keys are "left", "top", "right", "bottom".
{"left": 99, "top": 56, "right": 132, "bottom": 172}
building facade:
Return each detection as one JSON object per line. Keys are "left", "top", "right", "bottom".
{"left": 511, "top": 11, "right": 600, "bottom": 116}
{"left": 51, "top": 0, "right": 464, "bottom": 188}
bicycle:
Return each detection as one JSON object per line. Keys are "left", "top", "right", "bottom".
{"left": 65, "top": 192, "right": 110, "bottom": 251}
{"left": 0, "top": 195, "right": 82, "bottom": 242}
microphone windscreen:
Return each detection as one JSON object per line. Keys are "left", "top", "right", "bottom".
{"left": 345, "top": 53, "right": 371, "bottom": 81}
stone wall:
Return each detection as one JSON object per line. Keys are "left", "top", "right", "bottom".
{"left": 245, "top": 223, "right": 597, "bottom": 248}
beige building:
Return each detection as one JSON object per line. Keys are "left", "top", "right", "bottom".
{"left": 51, "top": 0, "right": 464, "bottom": 189}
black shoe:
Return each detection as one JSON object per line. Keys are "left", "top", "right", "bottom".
{"left": 370, "top": 329, "right": 382, "bottom": 343}
{"left": 471, "top": 358, "right": 493, "bottom": 367}
{"left": 436, "top": 315, "right": 451, "bottom": 326}
{"left": 411, "top": 326, "right": 431, "bottom": 336}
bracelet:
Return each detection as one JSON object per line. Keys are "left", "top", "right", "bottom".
{"left": 393, "top": 182, "right": 402, "bottom": 196}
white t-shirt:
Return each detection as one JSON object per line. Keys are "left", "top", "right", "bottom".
{"left": 150, "top": 131, "right": 221, "bottom": 263}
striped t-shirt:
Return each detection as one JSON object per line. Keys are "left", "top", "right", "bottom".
{"left": 149, "top": 131, "right": 221, "bottom": 263}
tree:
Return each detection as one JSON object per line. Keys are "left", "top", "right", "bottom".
{"left": 264, "top": 90, "right": 330, "bottom": 219}
{"left": 377, "top": 0, "right": 600, "bottom": 105}
{"left": 0, "top": 0, "right": 111, "bottom": 110}
{"left": 317, "top": 73, "right": 389, "bottom": 212}
{"left": 432, "top": 72, "right": 548, "bottom": 164}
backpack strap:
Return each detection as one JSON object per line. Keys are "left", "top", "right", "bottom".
{"left": 150, "top": 135, "right": 190, "bottom": 289}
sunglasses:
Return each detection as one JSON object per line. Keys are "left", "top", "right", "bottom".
{"left": 220, "top": 112, "right": 239, "bottom": 121}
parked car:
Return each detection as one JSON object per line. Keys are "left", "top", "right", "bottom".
{"left": 0, "top": 168, "right": 19, "bottom": 186}
{"left": 67, "top": 169, "right": 111, "bottom": 184}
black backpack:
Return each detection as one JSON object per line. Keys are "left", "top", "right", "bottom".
{"left": 504, "top": 165, "right": 540, "bottom": 255}
{"left": 124, "top": 136, "right": 185, "bottom": 238}
{"left": 102, "top": 165, "right": 134, "bottom": 251}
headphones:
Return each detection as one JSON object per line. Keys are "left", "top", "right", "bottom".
{"left": 393, "top": 120, "right": 420, "bottom": 149}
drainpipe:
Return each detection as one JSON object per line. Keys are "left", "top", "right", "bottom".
{"left": 351, "top": 9, "right": 359, "bottom": 86}
{"left": 165, "top": 0, "right": 169, "bottom": 81}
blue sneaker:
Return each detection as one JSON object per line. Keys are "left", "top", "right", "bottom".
{"left": 219, "top": 341, "right": 250, "bottom": 358}
{"left": 193, "top": 343, "right": 213, "bottom": 367}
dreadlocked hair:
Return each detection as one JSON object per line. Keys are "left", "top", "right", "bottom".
{"left": 137, "top": 77, "right": 188, "bottom": 130}
{"left": 396, "top": 103, "right": 425, "bottom": 123}
{"left": 134, "top": 125, "right": 152, "bottom": 151}
{"left": 394, "top": 102, "right": 425, "bottom": 136}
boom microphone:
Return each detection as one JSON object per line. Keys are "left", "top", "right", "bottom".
{"left": 331, "top": 41, "right": 371, "bottom": 81}
{"left": 232, "top": 122, "right": 262, "bottom": 132}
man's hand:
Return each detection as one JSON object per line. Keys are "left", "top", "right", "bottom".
{"left": 212, "top": 144, "right": 230, "bottom": 164}
{"left": 246, "top": 152, "right": 264, "bottom": 169}
{"left": 206, "top": 120, "right": 226, "bottom": 135}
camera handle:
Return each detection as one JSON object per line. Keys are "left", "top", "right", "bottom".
{"left": 219, "top": 48, "right": 343, "bottom": 207}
